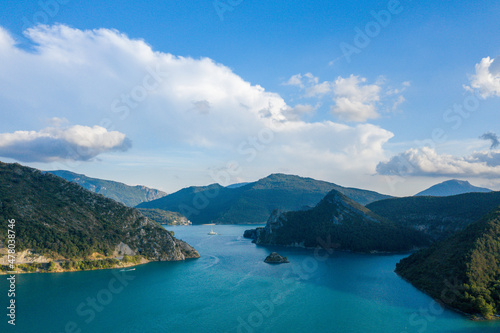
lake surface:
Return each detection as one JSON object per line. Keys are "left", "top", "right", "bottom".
{"left": 2, "top": 224, "right": 500, "bottom": 333}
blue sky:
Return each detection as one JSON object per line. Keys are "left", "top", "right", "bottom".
{"left": 0, "top": 0, "right": 499, "bottom": 196}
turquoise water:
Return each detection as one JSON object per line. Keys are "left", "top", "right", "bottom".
{"left": 1, "top": 224, "right": 500, "bottom": 333}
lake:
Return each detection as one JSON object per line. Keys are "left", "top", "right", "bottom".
{"left": 1, "top": 224, "right": 499, "bottom": 333}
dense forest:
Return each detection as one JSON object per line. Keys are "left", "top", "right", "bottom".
{"left": 396, "top": 207, "right": 500, "bottom": 319}
{"left": 137, "top": 208, "right": 190, "bottom": 225}
{"left": 367, "top": 192, "right": 500, "bottom": 240}
{"left": 48, "top": 170, "right": 167, "bottom": 207}
{"left": 0, "top": 162, "right": 198, "bottom": 272}
{"left": 246, "top": 189, "right": 430, "bottom": 252}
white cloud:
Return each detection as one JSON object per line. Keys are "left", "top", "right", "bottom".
{"left": 466, "top": 56, "right": 500, "bottom": 98}
{"left": 0, "top": 125, "right": 131, "bottom": 162}
{"left": 376, "top": 147, "right": 500, "bottom": 178}
{"left": 284, "top": 74, "right": 305, "bottom": 87}
{"left": 392, "top": 95, "right": 406, "bottom": 110}
{"left": 0, "top": 24, "right": 397, "bottom": 184}
{"left": 283, "top": 73, "right": 406, "bottom": 122}
{"left": 282, "top": 104, "right": 317, "bottom": 120}
{"left": 330, "top": 75, "right": 380, "bottom": 122}
{"left": 283, "top": 73, "right": 318, "bottom": 88}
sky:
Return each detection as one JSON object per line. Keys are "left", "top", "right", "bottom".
{"left": 0, "top": 0, "right": 499, "bottom": 196}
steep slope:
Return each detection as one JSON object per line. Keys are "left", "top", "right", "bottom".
{"left": 366, "top": 192, "right": 500, "bottom": 240}
{"left": 395, "top": 207, "right": 500, "bottom": 319}
{"left": 244, "top": 189, "right": 429, "bottom": 252}
{"left": 138, "top": 173, "right": 392, "bottom": 224}
{"left": 0, "top": 162, "right": 198, "bottom": 273}
{"left": 137, "top": 208, "right": 191, "bottom": 225}
{"left": 415, "top": 179, "right": 492, "bottom": 197}
{"left": 47, "top": 170, "right": 167, "bottom": 207}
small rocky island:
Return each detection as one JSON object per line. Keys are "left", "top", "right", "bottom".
{"left": 264, "top": 252, "right": 289, "bottom": 264}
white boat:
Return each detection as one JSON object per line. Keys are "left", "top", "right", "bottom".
{"left": 208, "top": 228, "right": 217, "bottom": 235}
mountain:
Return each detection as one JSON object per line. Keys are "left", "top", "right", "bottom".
{"left": 395, "top": 207, "right": 500, "bottom": 319}
{"left": 137, "top": 208, "right": 191, "bottom": 225}
{"left": 415, "top": 179, "right": 492, "bottom": 197}
{"left": 0, "top": 162, "right": 198, "bottom": 274}
{"left": 137, "top": 173, "right": 392, "bottom": 225}
{"left": 226, "top": 182, "right": 252, "bottom": 189}
{"left": 366, "top": 191, "right": 500, "bottom": 240}
{"left": 47, "top": 170, "right": 167, "bottom": 207}
{"left": 244, "top": 189, "right": 430, "bottom": 252}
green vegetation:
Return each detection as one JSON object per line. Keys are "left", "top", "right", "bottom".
{"left": 137, "top": 208, "right": 190, "bottom": 225}
{"left": 47, "top": 170, "right": 167, "bottom": 207}
{"left": 48, "top": 261, "right": 56, "bottom": 271}
{"left": 0, "top": 162, "right": 199, "bottom": 266}
{"left": 122, "top": 254, "right": 142, "bottom": 264}
{"left": 248, "top": 189, "right": 430, "bottom": 252}
{"left": 138, "top": 173, "right": 392, "bottom": 224}
{"left": 367, "top": 192, "right": 500, "bottom": 240}
{"left": 396, "top": 207, "right": 500, "bottom": 319}
{"left": 60, "top": 259, "right": 120, "bottom": 271}
{"left": 9, "top": 258, "right": 137, "bottom": 273}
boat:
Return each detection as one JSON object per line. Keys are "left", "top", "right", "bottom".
{"left": 208, "top": 228, "right": 217, "bottom": 235}
{"left": 120, "top": 268, "right": 136, "bottom": 272}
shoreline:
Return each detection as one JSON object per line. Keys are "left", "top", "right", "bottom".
{"left": 395, "top": 271, "right": 500, "bottom": 322}
{"left": 0, "top": 259, "right": 149, "bottom": 275}
{"left": 0, "top": 256, "right": 199, "bottom": 275}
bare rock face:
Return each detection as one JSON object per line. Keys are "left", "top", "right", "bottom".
{"left": 264, "top": 252, "right": 289, "bottom": 264}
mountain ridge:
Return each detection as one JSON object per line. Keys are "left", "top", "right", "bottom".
{"left": 137, "top": 173, "right": 392, "bottom": 225}
{"left": 366, "top": 191, "right": 500, "bottom": 240}
{"left": 244, "top": 189, "right": 429, "bottom": 252}
{"left": 47, "top": 170, "right": 167, "bottom": 207}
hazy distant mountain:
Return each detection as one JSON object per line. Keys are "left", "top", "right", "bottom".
{"left": 137, "top": 173, "right": 392, "bottom": 224}
{"left": 415, "top": 179, "right": 492, "bottom": 197}
{"left": 396, "top": 206, "right": 500, "bottom": 319}
{"left": 48, "top": 170, "right": 167, "bottom": 207}
{"left": 0, "top": 162, "right": 198, "bottom": 273}
{"left": 245, "top": 189, "right": 429, "bottom": 252}
{"left": 367, "top": 191, "right": 500, "bottom": 240}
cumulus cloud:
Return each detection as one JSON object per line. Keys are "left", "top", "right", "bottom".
{"left": 0, "top": 25, "right": 395, "bottom": 179}
{"left": 282, "top": 104, "right": 317, "bottom": 120}
{"left": 376, "top": 147, "right": 500, "bottom": 178}
{"left": 284, "top": 73, "right": 406, "bottom": 122}
{"left": 330, "top": 75, "right": 380, "bottom": 122}
{"left": 480, "top": 132, "right": 499, "bottom": 149}
{"left": 0, "top": 125, "right": 131, "bottom": 162}
{"left": 466, "top": 56, "right": 500, "bottom": 98}
{"left": 283, "top": 73, "right": 318, "bottom": 88}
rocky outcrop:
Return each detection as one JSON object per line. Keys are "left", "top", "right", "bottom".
{"left": 243, "top": 227, "right": 265, "bottom": 240}
{"left": 264, "top": 252, "right": 289, "bottom": 264}
{"left": 118, "top": 210, "right": 199, "bottom": 261}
